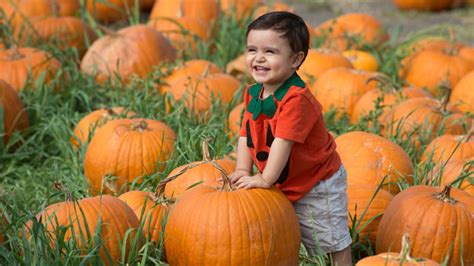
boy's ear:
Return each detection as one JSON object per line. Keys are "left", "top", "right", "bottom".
{"left": 291, "top": 51, "right": 305, "bottom": 69}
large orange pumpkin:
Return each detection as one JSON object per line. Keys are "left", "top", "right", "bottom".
{"left": 163, "top": 142, "right": 236, "bottom": 200}
{"left": 297, "top": 48, "right": 354, "bottom": 88}
{"left": 164, "top": 175, "right": 300, "bottom": 265}
{"left": 0, "top": 80, "right": 29, "bottom": 144}
{"left": 356, "top": 234, "right": 440, "bottom": 265}
{"left": 118, "top": 190, "right": 169, "bottom": 244}
{"left": 336, "top": 131, "right": 414, "bottom": 194}
{"left": 0, "top": 47, "right": 61, "bottom": 91}
{"left": 376, "top": 185, "right": 474, "bottom": 266}
{"left": 314, "top": 13, "right": 388, "bottom": 51}
{"left": 401, "top": 49, "right": 474, "bottom": 97}
{"left": 313, "top": 67, "right": 379, "bottom": 118}
{"left": 84, "top": 118, "right": 176, "bottom": 195}
{"left": 16, "top": 16, "right": 97, "bottom": 57}
{"left": 71, "top": 107, "right": 136, "bottom": 148}
{"left": 450, "top": 70, "right": 474, "bottom": 114}
{"left": 81, "top": 24, "right": 176, "bottom": 84}
{"left": 347, "top": 184, "right": 394, "bottom": 244}
{"left": 30, "top": 195, "right": 141, "bottom": 264}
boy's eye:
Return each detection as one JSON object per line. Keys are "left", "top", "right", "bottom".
{"left": 265, "top": 50, "right": 275, "bottom": 54}
{"left": 247, "top": 48, "right": 256, "bottom": 53}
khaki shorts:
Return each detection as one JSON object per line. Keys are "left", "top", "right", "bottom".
{"left": 293, "top": 165, "right": 352, "bottom": 255}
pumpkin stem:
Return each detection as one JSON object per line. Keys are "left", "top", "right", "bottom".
{"left": 439, "top": 81, "right": 452, "bottom": 113}
{"left": 8, "top": 46, "right": 24, "bottom": 60}
{"left": 435, "top": 185, "right": 458, "bottom": 204}
{"left": 131, "top": 120, "right": 148, "bottom": 132}
{"left": 398, "top": 234, "right": 418, "bottom": 263}
{"left": 105, "top": 108, "right": 116, "bottom": 116}
{"left": 51, "top": 0, "right": 60, "bottom": 17}
{"left": 202, "top": 139, "right": 212, "bottom": 161}
{"left": 54, "top": 180, "right": 73, "bottom": 202}
{"left": 366, "top": 74, "right": 397, "bottom": 93}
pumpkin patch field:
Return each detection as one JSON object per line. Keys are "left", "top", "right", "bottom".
{"left": 1, "top": 0, "right": 474, "bottom": 265}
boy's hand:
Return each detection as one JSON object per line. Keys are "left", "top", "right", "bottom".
{"left": 223, "top": 169, "right": 250, "bottom": 184}
{"left": 235, "top": 173, "right": 272, "bottom": 189}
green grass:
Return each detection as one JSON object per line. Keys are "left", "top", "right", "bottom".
{"left": 1, "top": 1, "right": 473, "bottom": 265}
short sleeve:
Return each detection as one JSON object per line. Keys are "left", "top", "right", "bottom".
{"left": 239, "top": 86, "right": 252, "bottom": 137}
{"left": 274, "top": 92, "right": 319, "bottom": 143}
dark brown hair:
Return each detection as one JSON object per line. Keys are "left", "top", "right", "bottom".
{"left": 246, "top": 11, "right": 310, "bottom": 67}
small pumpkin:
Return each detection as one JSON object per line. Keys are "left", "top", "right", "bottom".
{"left": 85, "top": 0, "right": 137, "bottom": 23}
{"left": 84, "top": 118, "right": 176, "bottom": 195}
{"left": 118, "top": 190, "right": 169, "bottom": 244}
{"left": 421, "top": 130, "right": 474, "bottom": 165}
{"left": 356, "top": 234, "right": 440, "bottom": 265}
{"left": 149, "top": 0, "right": 219, "bottom": 26}
{"left": 342, "top": 49, "right": 379, "bottom": 72}
{"left": 0, "top": 79, "right": 29, "bottom": 144}
{"left": 0, "top": 47, "right": 61, "bottom": 91}
{"left": 29, "top": 195, "right": 142, "bottom": 264}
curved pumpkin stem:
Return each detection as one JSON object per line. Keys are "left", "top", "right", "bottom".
{"left": 435, "top": 185, "right": 458, "bottom": 204}
{"left": 438, "top": 81, "right": 452, "bottom": 114}
{"left": 366, "top": 74, "right": 397, "bottom": 93}
{"left": 54, "top": 181, "right": 73, "bottom": 202}
{"left": 202, "top": 139, "right": 212, "bottom": 161}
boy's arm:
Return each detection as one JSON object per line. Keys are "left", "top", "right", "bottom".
{"left": 235, "top": 137, "right": 293, "bottom": 189}
{"left": 235, "top": 136, "right": 253, "bottom": 173}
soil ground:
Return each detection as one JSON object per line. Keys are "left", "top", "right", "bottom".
{"left": 285, "top": 0, "right": 474, "bottom": 44}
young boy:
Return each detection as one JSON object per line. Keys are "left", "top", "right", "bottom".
{"left": 229, "top": 11, "right": 353, "bottom": 265}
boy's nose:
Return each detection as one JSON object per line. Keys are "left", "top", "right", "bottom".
{"left": 256, "top": 53, "right": 265, "bottom": 62}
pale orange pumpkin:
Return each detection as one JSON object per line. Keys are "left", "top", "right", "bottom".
{"left": 164, "top": 174, "right": 300, "bottom": 265}
{"left": 376, "top": 185, "right": 474, "bottom": 266}
{"left": 118, "top": 190, "right": 169, "bottom": 244}
{"left": 0, "top": 79, "right": 29, "bottom": 144}
{"left": 314, "top": 13, "right": 388, "bottom": 51}
{"left": 342, "top": 50, "right": 379, "bottom": 72}
{"left": 0, "top": 47, "right": 62, "bottom": 91}
{"left": 297, "top": 48, "right": 354, "bottom": 88}
{"left": 336, "top": 131, "right": 414, "bottom": 194}
{"left": 30, "top": 195, "right": 142, "bottom": 264}
{"left": 163, "top": 141, "right": 236, "bottom": 199}
{"left": 71, "top": 107, "right": 136, "bottom": 148}
{"left": 84, "top": 118, "right": 176, "bottom": 195}
{"left": 347, "top": 184, "right": 394, "bottom": 244}
{"left": 313, "top": 67, "right": 379, "bottom": 118}
{"left": 81, "top": 24, "right": 176, "bottom": 84}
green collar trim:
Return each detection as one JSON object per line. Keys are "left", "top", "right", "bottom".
{"left": 247, "top": 73, "right": 305, "bottom": 120}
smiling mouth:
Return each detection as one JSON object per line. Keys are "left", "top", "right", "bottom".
{"left": 254, "top": 66, "right": 270, "bottom": 72}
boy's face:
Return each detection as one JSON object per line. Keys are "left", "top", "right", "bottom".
{"left": 246, "top": 29, "right": 304, "bottom": 92}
